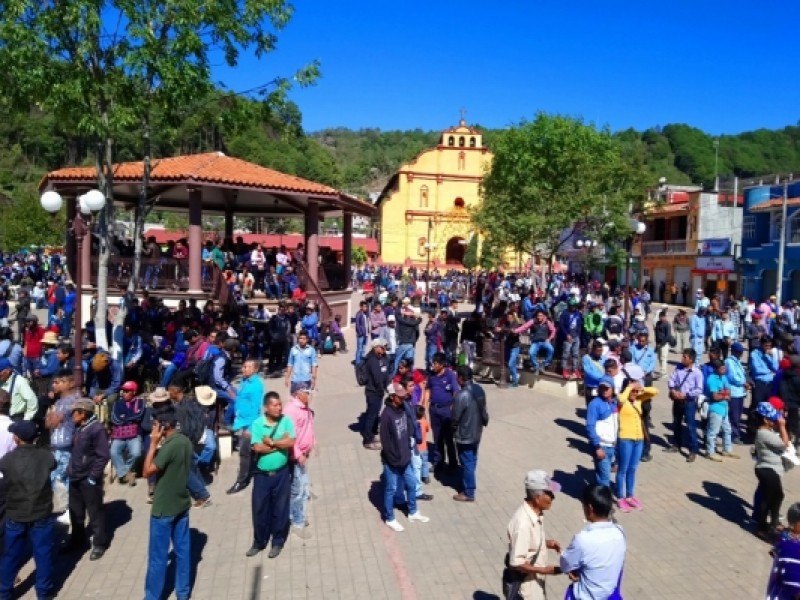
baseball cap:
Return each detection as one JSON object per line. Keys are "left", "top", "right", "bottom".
{"left": 623, "top": 364, "right": 645, "bottom": 384}
{"left": 730, "top": 342, "right": 745, "bottom": 354}
{"left": 121, "top": 381, "right": 138, "bottom": 393}
{"left": 386, "top": 382, "right": 408, "bottom": 398}
{"left": 387, "top": 314, "right": 396, "bottom": 322}
{"left": 524, "top": 470, "right": 561, "bottom": 493}
{"left": 769, "top": 396, "right": 786, "bottom": 412}
{"left": 597, "top": 376, "right": 615, "bottom": 390}
{"left": 9, "top": 420, "right": 37, "bottom": 443}
{"left": 757, "top": 402, "right": 780, "bottom": 422}
{"left": 0, "top": 358, "right": 12, "bottom": 372}
{"left": 71, "top": 398, "right": 95, "bottom": 414}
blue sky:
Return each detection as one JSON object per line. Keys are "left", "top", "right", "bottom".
{"left": 214, "top": 1, "right": 800, "bottom": 135}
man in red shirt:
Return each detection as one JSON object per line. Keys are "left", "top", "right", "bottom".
{"left": 23, "top": 315, "right": 45, "bottom": 378}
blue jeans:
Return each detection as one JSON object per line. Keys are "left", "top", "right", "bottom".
{"left": 594, "top": 445, "right": 616, "bottom": 489}
{"left": 0, "top": 517, "right": 54, "bottom": 600}
{"left": 425, "top": 344, "right": 437, "bottom": 370}
{"left": 186, "top": 455, "right": 209, "bottom": 501}
{"left": 290, "top": 463, "right": 310, "bottom": 527}
{"left": 419, "top": 449, "right": 430, "bottom": 480}
{"left": 355, "top": 335, "right": 368, "bottom": 365}
{"left": 457, "top": 443, "right": 478, "bottom": 499}
{"left": 51, "top": 448, "right": 71, "bottom": 490}
{"left": 616, "top": 439, "right": 644, "bottom": 499}
{"left": 562, "top": 338, "right": 580, "bottom": 371}
{"left": 672, "top": 399, "right": 699, "bottom": 454}
{"left": 508, "top": 346, "right": 520, "bottom": 384}
{"left": 110, "top": 437, "right": 142, "bottom": 478}
{"left": 411, "top": 450, "right": 424, "bottom": 497}
{"left": 24, "top": 357, "right": 39, "bottom": 378}
{"left": 383, "top": 462, "right": 418, "bottom": 522}
{"left": 197, "top": 430, "right": 216, "bottom": 465}
{"left": 145, "top": 511, "right": 191, "bottom": 600}
{"left": 394, "top": 343, "right": 415, "bottom": 374}
{"left": 706, "top": 411, "right": 732, "bottom": 455}
{"left": 161, "top": 363, "right": 178, "bottom": 388}
{"left": 529, "top": 341, "right": 554, "bottom": 369}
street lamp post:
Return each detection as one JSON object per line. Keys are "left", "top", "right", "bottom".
{"left": 425, "top": 218, "right": 433, "bottom": 310}
{"left": 623, "top": 221, "right": 646, "bottom": 329}
{"left": 40, "top": 189, "right": 107, "bottom": 385}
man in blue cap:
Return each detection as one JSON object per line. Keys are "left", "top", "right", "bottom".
{"left": 725, "top": 342, "right": 749, "bottom": 445}
{"left": 586, "top": 376, "right": 618, "bottom": 489}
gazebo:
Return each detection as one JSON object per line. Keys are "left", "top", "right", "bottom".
{"left": 39, "top": 152, "right": 375, "bottom": 314}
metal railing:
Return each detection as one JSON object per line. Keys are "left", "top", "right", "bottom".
{"left": 89, "top": 256, "right": 215, "bottom": 292}
{"left": 295, "top": 261, "right": 333, "bottom": 323}
{"left": 641, "top": 239, "right": 693, "bottom": 255}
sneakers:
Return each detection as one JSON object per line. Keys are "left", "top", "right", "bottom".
{"left": 56, "top": 511, "right": 71, "bottom": 526}
{"left": 562, "top": 370, "right": 571, "bottom": 380}
{"left": 686, "top": 453, "right": 696, "bottom": 463}
{"left": 124, "top": 472, "right": 137, "bottom": 487}
{"left": 385, "top": 519, "right": 404, "bottom": 532}
{"left": 721, "top": 451, "right": 741, "bottom": 459}
{"left": 707, "top": 453, "right": 723, "bottom": 462}
{"left": 363, "top": 442, "right": 381, "bottom": 450}
{"left": 408, "top": 512, "right": 429, "bottom": 523}
{"left": 627, "top": 497, "right": 643, "bottom": 511}
{"left": 617, "top": 498, "right": 632, "bottom": 513}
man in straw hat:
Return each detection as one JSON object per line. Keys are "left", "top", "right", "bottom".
{"left": 64, "top": 398, "right": 110, "bottom": 561}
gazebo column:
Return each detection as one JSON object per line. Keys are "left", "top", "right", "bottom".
{"left": 343, "top": 212, "right": 353, "bottom": 289}
{"left": 224, "top": 193, "right": 235, "bottom": 249}
{"left": 304, "top": 200, "right": 319, "bottom": 289}
{"left": 188, "top": 187, "right": 203, "bottom": 293}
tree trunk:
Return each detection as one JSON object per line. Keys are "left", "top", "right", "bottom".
{"left": 94, "top": 123, "right": 115, "bottom": 353}
{"left": 129, "top": 114, "right": 151, "bottom": 296}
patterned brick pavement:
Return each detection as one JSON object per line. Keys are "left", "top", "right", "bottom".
{"left": 21, "top": 336, "right": 789, "bottom": 599}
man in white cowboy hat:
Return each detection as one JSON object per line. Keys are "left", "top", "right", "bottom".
{"left": 35, "top": 330, "right": 61, "bottom": 380}
{"left": 193, "top": 386, "right": 218, "bottom": 472}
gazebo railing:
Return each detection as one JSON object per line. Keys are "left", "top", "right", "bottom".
{"left": 296, "top": 261, "right": 332, "bottom": 323}
{"left": 89, "top": 256, "right": 215, "bottom": 292}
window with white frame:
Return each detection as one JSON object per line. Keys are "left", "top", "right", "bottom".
{"left": 771, "top": 212, "right": 784, "bottom": 243}
{"left": 788, "top": 211, "right": 800, "bottom": 244}
{"left": 742, "top": 216, "right": 755, "bottom": 240}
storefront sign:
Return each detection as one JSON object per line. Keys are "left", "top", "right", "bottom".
{"left": 696, "top": 256, "right": 734, "bottom": 271}
{"left": 700, "top": 238, "right": 731, "bottom": 256}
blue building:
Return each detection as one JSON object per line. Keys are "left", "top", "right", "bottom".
{"left": 740, "top": 179, "right": 800, "bottom": 303}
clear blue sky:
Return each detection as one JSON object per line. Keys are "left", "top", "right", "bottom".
{"left": 214, "top": 1, "right": 800, "bottom": 135}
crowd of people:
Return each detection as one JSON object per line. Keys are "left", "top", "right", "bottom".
{"left": 5, "top": 239, "right": 800, "bottom": 598}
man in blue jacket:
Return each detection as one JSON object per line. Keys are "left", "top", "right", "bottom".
{"left": 724, "top": 342, "right": 748, "bottom": 445}
{"left": 582, "top": 342, "right": 606, "bottom": 406}
{"left": 690, "top": 307, "right": 707, "bottom": 358}
{"left": 749, "top": 336, "right": 777, "bottom": 425}
{"left": 226, "top": 360, "right": 265, "bottom": 495}
{"left": 559, "top": 299, "right": 583, "bottom": 380}
{"left": 586, "top": 377, "right": 618, "bottom": 489}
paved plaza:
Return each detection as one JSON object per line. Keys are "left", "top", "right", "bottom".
{"left": 15, "top": 331, "right": 787, "bottom": 599}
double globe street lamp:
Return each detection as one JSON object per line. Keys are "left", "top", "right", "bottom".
{"left": 40, "top": 189, "right": 107, "bottom": 384}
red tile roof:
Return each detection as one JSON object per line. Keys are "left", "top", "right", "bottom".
{"left": 46, "top": 152, "right": 339, "bottom": 197}
{"left": 645, "top": 203, "right": 689, "bottom": 216}
{"left": 142, "top": 229, "right": 378, "bottom": 253}
{"left": 750, "top": 197, "right": 800, "bottom": 212}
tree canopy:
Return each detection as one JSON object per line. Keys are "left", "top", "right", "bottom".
{"left": 472, "top": 113, "right": 650, "bottom": 267}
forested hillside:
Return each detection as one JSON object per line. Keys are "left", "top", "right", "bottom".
{"left": 1, "top": 93, "right": 799, "bottom": 248}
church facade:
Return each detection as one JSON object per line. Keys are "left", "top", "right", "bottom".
{"left": 375, "top": 119, "right": 492, "bottom": 268}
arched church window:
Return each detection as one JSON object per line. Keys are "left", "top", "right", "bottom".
{"left": 458, "top": 137, "right": 465, "bottom": 147}
{"left": 420, "top": 185, "right": 429, "bottom": 208}
{"left": 448, "top": 136, "right": 455, "bottom": 147}
{"left": 469, "top": 137, "right": 476, "bottom": 148}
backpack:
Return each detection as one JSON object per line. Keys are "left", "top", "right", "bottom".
{"left": 180, "top": 399, "right": 206, "bottom": 445}
{"left": 355, "top": 359, "right": 369, "bottom": 386}
{"left": 193, "top": 354, "right": 215, "bottom": 386}
{"left": 322, "top": 335, "right": 335, "bottom": 354}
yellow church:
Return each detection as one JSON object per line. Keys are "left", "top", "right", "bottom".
{"left": 375, "top": 118, "right": 492, "bottom": 267}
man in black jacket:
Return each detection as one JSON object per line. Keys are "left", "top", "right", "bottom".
{"left": 362, "top": 338, "right": 390, "bottom": 450}
{"left": 654, "top": 309, "right": 673, "bottom": 379}
{"left": 0, "top": 420, "right": 55, "bottom": 599}
{"left": 451, "top": 366, "right": 489, "bottom": 502}
{"left": 64, "top": 398, "right": 110, "bottom": 561}
{"left": 379, "top": 383, "right": 429, "bottom": 532}
{"left": 393, "top": 305, "right": 421, "bottom": 375}
{"left": 268, "top": 303, "right": 292, "bottom": 374}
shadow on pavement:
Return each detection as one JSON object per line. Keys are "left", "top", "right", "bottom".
{"left": 473, "top": 592, "right": 501, "bottom": 600}
{"left": 106, "top": 498, "right": 134, "bottom": 546}
{"left": 552, "top": 466, "right": 595, "bottom": 502}
{"left": 162, "top": 527, "right": 209, "bottom": 599}
{"left": 686, "top": 480, "right": 753, "bottom": 532}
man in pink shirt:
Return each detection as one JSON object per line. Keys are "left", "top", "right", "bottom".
{"left": 283, "top": 386, "right": 316, "bottom": 538}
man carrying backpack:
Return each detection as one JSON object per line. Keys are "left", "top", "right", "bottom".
{"left": 167, "top": 384, "right": 212, "bottom": 508}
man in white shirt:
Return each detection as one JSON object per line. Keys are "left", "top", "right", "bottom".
{"left": 0, "top": 390, "right": 17, "bottom": 459}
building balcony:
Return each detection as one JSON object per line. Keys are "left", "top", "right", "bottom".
{"left": 640, "top": 240, "right": 693, "bottom": 255}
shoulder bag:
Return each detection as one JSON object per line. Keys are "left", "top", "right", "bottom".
{"left": 502, "top": 516, "right": 544, "bottom": 600}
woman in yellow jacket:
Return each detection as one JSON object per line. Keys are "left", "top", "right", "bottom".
{"left": 616, "top": 378, "right": 658, "bottom": 512}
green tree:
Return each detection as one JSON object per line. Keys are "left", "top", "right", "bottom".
{"left": 462, "top": 235, "right": 479, "bottom": 270}
{"left": 0, "top": 0, "right": 318, "bottom": 349}
{"left": 473, "top": 113, "right": 649, "bottom": 273}
{"left": 352, "top": 245, "right": 368, "bottom": 266}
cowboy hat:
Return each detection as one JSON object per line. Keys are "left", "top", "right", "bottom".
{"left": 41, "top": 331, "right": 59, "bottom": 345}
{"left": 149, "top": 387, "right": 170, "bottom": 404}
{"left": 194, "top": 386, "right": 217, "bottom": 407}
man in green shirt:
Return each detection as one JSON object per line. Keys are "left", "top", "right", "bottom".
{"left": 142, "top": 405, "right": 193, "bottom": 600}
{"left": 246, "top": 391, "right": 296, "bottom": 559}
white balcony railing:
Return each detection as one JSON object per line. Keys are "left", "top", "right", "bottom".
{"left": 641, "top": 239, "right": 692, "bottom": 254}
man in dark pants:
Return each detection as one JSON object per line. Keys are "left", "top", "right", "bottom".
{"left": 227, "top": 360, "right": 264, "bottom": 495}
{"left": 267, "top": 303, "right": 291, "bottom": 374}
{"left": 424, "top": 353, "right": 460, "bottom": 472}
{"left": 0, "top": 420, "right": 56, "bottom": 600}
{"left": 246, "top": 392, "right": 295, "bottom": 559}
{"left": 665, "top": 349, "right": 704, "bottom": 462}
{"left": 64, "top": 398, "right": 110, "bottom": 560}
{"left": 451, "top": 366, "right": 489, "bottom": 502}
{"left": 362, "top": 338, "right": 390, "bottom": 450}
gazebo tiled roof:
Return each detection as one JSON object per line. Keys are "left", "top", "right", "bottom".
{"left": 46, "top": 152, "right": 339, "bottom": 197}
